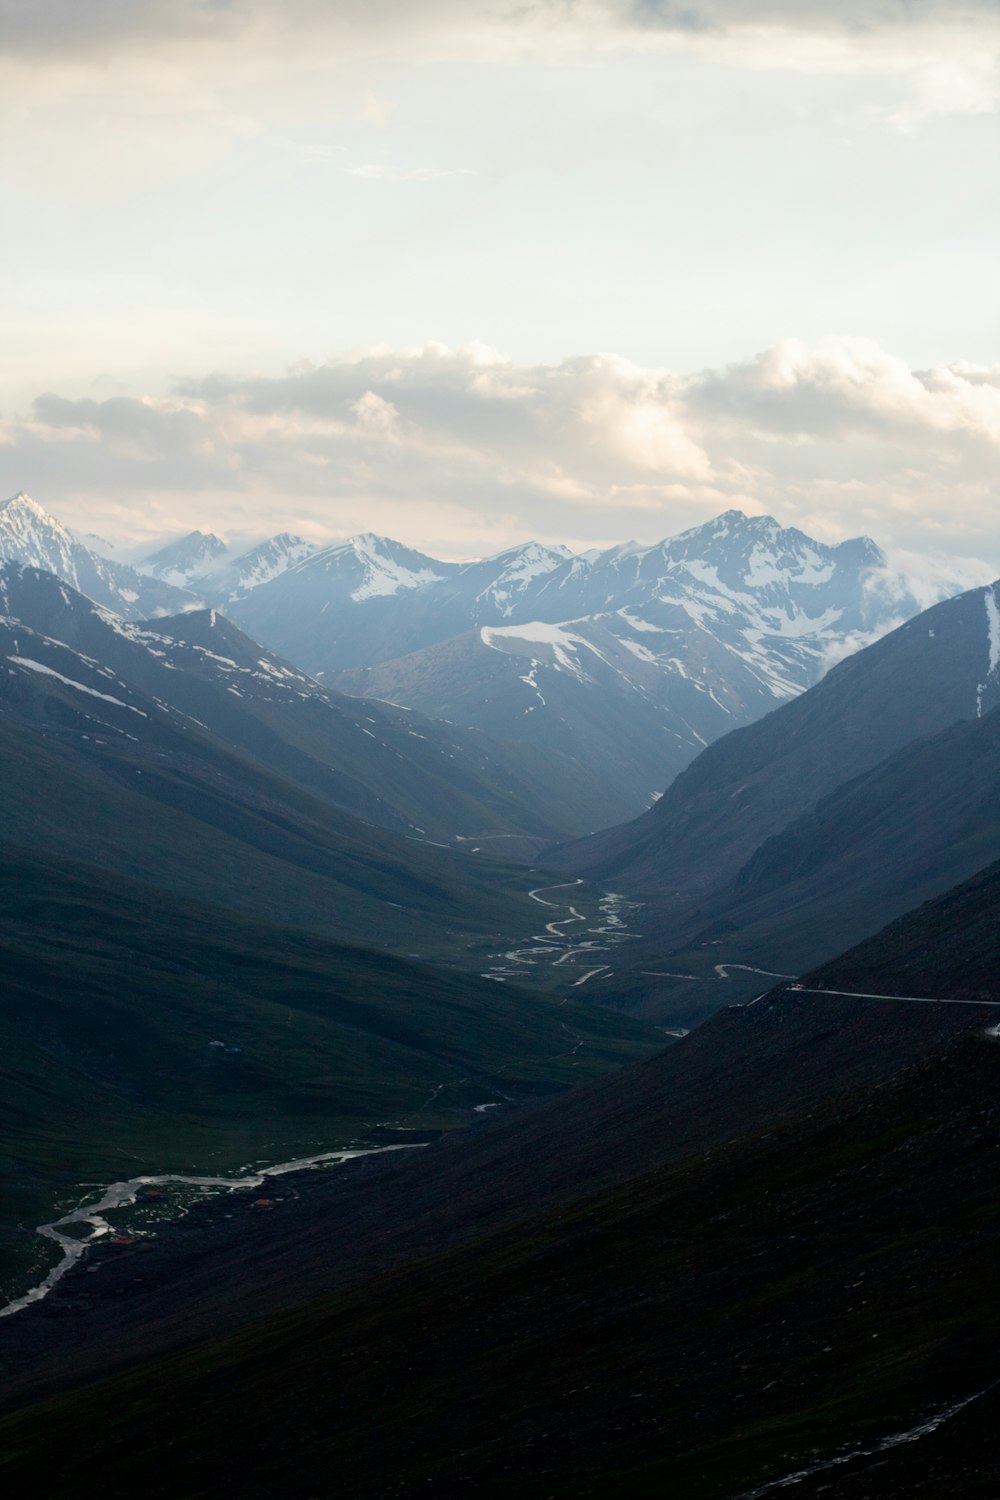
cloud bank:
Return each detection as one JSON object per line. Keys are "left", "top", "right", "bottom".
{"left": 2, "top": 1, "right": 997, "bottom": 120}
{"left": 3, "top": 2, "right": 997, "bottom": 54}
{"left": 4, "top": 337, "right": 997, "bottom": 567}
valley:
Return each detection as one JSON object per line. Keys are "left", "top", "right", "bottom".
{"left": 7, "top": 11, "right": 998, "bottom": 1492}
{"left": 1, "top": 496, "right": 999, "bottom": 1498}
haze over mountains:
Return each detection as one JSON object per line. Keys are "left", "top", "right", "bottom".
{"left": 237, "top": 512, "right": 948, "bottom": 808}
{"left": 141, "top": 528, "right": 317, "bottom": 602}
{"left": 4, "top": 491, "right": 997, "bottom": 1006}
{"left": 0, "top": 561, "right": 618, "bottom": 907}
{"left": 0, "top": 493, "right": 195, "bottom": 621}
{"left": 1, "top": 493, "right": 969, "bottom": 814}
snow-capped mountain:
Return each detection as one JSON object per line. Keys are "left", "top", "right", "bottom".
{"left": 233, "top": 536, "right": 593, "bottom": 674}
{"left": 0, "top": 492, "right": 198, "bottom": 620}
{"left": 142, "top": 530, "right": 228, "bottom": 587}
{"left": 219, "top": 532, "right": 316, "bottom": 600}
{"left": 239, "top": 511, "right": 954, "bottom": 812}
{"left": 454, "top": 541, "right": 574, "bottom": 619}
{"left": 232, "top": 533, "right": 462, "bottom": 668}
{"left": 2, "top": 495, "right": 974, "bottom": 819}
{"left": 138, "top": 528, "right": 317, "bottom": 600}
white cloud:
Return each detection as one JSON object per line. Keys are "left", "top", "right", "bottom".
{"left": 4, "top": 337, "right": 998, "bottom": 566}
{"left": 351, "top": 390, "right": 401, "bottom": 439}
{"left": 2, "top": 2, "right": 998, "bottom": 119}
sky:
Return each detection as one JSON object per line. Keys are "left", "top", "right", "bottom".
{"left": 0, "top": 0, "right": 998, "bottom": 571}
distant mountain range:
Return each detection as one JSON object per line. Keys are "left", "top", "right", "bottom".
{"left": 235, "top": 511, "right": 956, "bottom": 810}
{"left": 4, "top": 494, "right": 963, "bottom": 815}
{"left": 0, "top": 562, "right": 622, "bottom": 887}
{"left": 140, "top": 527, "right": 317, "bottom": 600}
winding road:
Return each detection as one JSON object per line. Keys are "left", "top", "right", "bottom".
{"left": 783, "top": 986, "right": 1000, "bottom": 1009}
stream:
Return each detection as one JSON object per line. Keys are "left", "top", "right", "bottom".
{"left": 3, "top": 885, "right": 638, "bottom": 1323}
{"left": 483, "top": 880, "right": 642, "bottom": 986}
{"left": 0, "top": 1143, "right": 424, "bottom": 1321}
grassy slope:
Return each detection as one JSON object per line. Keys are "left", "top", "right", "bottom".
{"left": 0, "top": 712, "right": 537, "bottom": 957}
{"left": 0, "top": 846, "right": 659, "bottom": 1295}
{"left": 807, "top": 857, "right": 1000, "bottom": 1001}
{"left": 2, "top": 1030, "right": 997, "bottom": 1499}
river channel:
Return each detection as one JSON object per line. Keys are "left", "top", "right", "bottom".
{"left": 1, "top": 1144, "right": 424, "bottom": 1321}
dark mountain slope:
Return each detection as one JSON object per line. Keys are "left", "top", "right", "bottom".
{"left": 670, "top": 702, "right": 1000, "bottom": 973}
{"left": 771, "top": 1379, "right": 1000, "bottom": 1498}
{"left": 806, "top": 856, "right": 1000, "bottom": 1001}
{"left": 0, "top": 985, "right": 978, "bottom": 1416}
{"left": 336, "top": 614, "right": 751, "bottom": 813}
{"left": 556, "top": 579, "right": 1000, "bottom": 901}
{"left": 0, "top": 563, "right": 619, "bottom": 839}
{"left": 0, "top": 687, "right": 531, "bottom": 954}
{"left": 0, "top": 843, "right": 657, "bottom": 1297}
{"left": 2, "top": 1025, "right": 997, "bottom": 1500}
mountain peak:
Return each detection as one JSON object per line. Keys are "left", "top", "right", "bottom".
{"left": 144, "top": 530, "right": 226, "bottom": 564}
{"left": 290, "top": 533, "right": 446, "bottom": 601}
{"left": 1, "top": 491, "right": 61, "bottom": 524}
{"left": 674, "top": 509, "right": 780, "bottom": 543}
{"left": 0, "top": 493, "right": 200, "bottom": 621}
{"left": 349, "top": 532, "right": 414, "bottom": 558}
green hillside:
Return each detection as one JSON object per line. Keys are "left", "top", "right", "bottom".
{"left": 0, "top": 845, "right": 659, "bottom": 1299}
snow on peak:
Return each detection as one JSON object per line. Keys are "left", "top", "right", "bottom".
{"left": 0, "top": 493, "right": 200, "bottom": 621}
{"left": 142, "top": 530, "right": 228, "bottom": 587}
{"left": 0, "top": 490, "right": 79, "bottom": 579}
{"left": 469, "top": 540, "right": 577, "bottom": 617}
{"left": 351, "top": 532, "right": 393, "bottom": 556}
{"left": 346, "top": 534, "right": 445, "bottom": 601}
{"left": 0, "top": 491, "right": 68, "bottom": 535}
{"left": 2, "top": 491, "right": 51, "bottom": 518}
{"left": 225, "top": 533, "right": 316, "bottom": 596}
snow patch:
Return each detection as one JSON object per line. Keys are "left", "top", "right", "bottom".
{"left": 8, "top": 656, "right": 148, "bottom": 716}
{"left": 975, "top": 584, "right": 1000, "bottom": 717}
{"left": 350, "top": 536, "right": 444, "bottom": 601}
{"left": 481, "top": 621, "right": 598, "bottom": 681}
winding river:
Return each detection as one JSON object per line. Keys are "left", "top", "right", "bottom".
{"left": 1, "top": 1143, "right": 423, "bottom": 1321}
{"left": 484, "top": 881, "right": 642, "bottom": 985}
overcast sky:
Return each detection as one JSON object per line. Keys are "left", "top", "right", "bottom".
{"left": 1, "top": 0, "right": 997, "bottom": 568}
